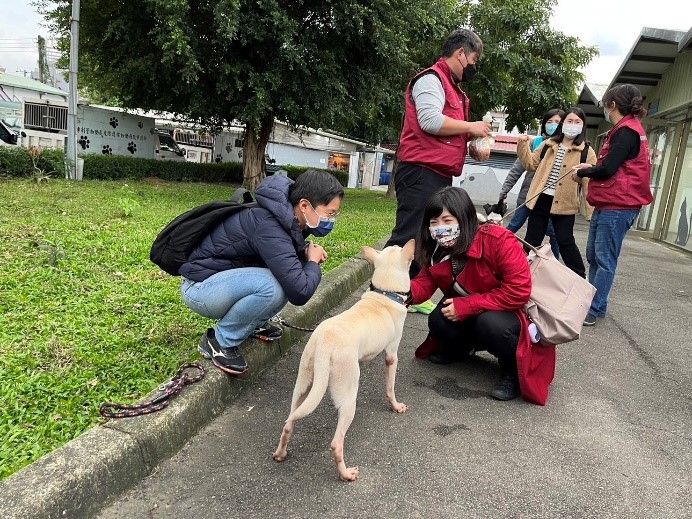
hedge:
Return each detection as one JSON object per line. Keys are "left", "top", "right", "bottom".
{"left": 0, "top": 146, "right": 65, "bottom": 178}
{"left": 0, "top": 147, "right": 349, "bottom": 186}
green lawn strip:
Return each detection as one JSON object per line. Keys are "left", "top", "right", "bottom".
{"left": 0, "top": 178, "right": 395, "bottom": 479}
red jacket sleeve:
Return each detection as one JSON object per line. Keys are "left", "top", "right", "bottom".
{"left": 410, "top": 264, "right": 438, "bottom": 304}
{"left": 453, "top": 231, "right": 532, "bottom": 320}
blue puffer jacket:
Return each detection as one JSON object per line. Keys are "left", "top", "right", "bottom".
{"left": 178, "top": 175, "right": 321, "bottom": 306}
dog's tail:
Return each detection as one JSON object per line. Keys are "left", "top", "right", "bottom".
{"left": 287, "top": 348, "right": 330, "bottom": 422}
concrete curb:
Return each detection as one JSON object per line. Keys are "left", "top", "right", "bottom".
{"left": 0, "top": 248, "right": 379, "bottom": 519}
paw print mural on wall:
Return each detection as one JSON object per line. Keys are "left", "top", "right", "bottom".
{"left": 127, "top": 142, "right": 137, "bottom": 154}
{"left": 215, "top": 154, "right": 222, "bottom": 163}
{"left": 109, "top": 117, "right": 119, "bottom": 128}
{"left": 137, "top": 121, "right": 143, "bottom": 129}
{"left": 78, "top": 135, "right": 90, "bottom": 150}
{"left": 225, "top": 143, "right": 232, "bottom": 153}
{"left": 102, "top": 145, "right": 113, "bottom": 155}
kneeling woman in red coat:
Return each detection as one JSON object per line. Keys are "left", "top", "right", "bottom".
{"left": 409, "top": 187, "right": 555, "bottom": 405}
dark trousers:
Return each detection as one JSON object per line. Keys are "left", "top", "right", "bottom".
{"left": 385, "top": 162, "right": 451, "bottom": 278}
{"left": 428, "top": 301, "right": 521, "bottom": 376}
{"left": 524, "top": 194, "right": 586, "bottom": 278}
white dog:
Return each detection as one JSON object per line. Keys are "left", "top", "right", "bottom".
{"left": 273, "top": 240, "right": 415, "bottom": 481}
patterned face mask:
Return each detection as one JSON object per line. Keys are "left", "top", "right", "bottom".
{"left": 429, "top": 224, "right": 460, "bottom": 247}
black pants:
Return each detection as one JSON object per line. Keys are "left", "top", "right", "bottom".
{"left": 524, "top": 193, "right": 586, "bottom": 278}
{"left": 385, "top": 162, "right": 451, "bottom": 277}
{"left": 428, "top": 301, "right": 520, "bottom": 377}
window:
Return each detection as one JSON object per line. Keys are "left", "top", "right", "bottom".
{"left": 328, "top": 152, "right": 350, "bottom": 171}
{"left": 663, "top": 127, "right": 692, "bottom": 251}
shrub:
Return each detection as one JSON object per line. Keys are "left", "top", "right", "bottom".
{"left": 0, "top": 148, "right": 349, "bottom": 186}
{"left": 0, "top": 146, "right": 66, "bottom": 178}
{"left": 281, "top": 164, "right": 349, "bottom": 186}
{"left": 82, "top": 154, "right": 245, "bottom": 182}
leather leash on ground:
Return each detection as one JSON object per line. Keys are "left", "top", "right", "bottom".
{"left": 269, "top": 314, "right": 316, "bottom": 332}
{"left": 99, "top": 363, "right": 206, "bottom": 419}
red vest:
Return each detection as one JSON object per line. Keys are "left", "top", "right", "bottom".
{"left": 587, "top": 115, "right": 653, "bottom": 209}
{"left": 397, "top": 58, "right": 470, "bottom": 178}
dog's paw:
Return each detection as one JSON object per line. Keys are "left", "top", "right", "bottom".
{"left": 391, "top": 402, "right": 409, "bottom": 414}
{"left": 272, "top": 450, "right": 287, "bottom": 462}
{"left": 339, "top": 466, "right": 360, "bottom": 482}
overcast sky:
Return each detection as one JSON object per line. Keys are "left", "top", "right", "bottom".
{"left": 0, "top": 0, "right": 690, "bottom": 87}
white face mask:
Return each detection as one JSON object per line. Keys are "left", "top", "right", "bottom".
{"left": 562, "top": 123, "right": 583, "bottom": 138}
{"left": 603, "top": 107, "right": 612, "bottom": 123}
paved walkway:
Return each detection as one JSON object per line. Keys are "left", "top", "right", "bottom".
{"left": 98, "top": 219, "right": 692, "bottom": 519}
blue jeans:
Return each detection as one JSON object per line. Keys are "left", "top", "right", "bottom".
{"left": 585, "top": 208, "right": 639, "bottom": 316}
{"left": 181, "top": 267, "right": 288, "bottom": 348}
{"left": 507, "top": 204, "right": 561, "bottom": 260}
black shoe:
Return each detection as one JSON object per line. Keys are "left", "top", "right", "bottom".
{"left": 251, "top": 322, "right": 283, "bottom": 342}
{"left": 428, "top": 348, "right": 475, "bottom": 365}
{"left": 490, "top": 374, "right": 520, "bottom": 401}
{"left": 198, "top": 328, "right": 248, "bottom": 375}
{"left": 583, "top": 313, "right": 598, "bottom": 326}
{"left": 428, "top": 352, "right": 455, "bottom": 365}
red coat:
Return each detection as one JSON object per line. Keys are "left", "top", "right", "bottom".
{"left": 398, "top": 58, "right": 470, "bottom": 178}
{"left": 410, "top": 224, "right": 556, "bottom": 405}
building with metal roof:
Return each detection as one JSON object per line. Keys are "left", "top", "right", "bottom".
{"left": 582, "top": 26, "right": 692, "bottom": 253}
{"left": 0, "top": 72, "right": 67, "bottom": 103}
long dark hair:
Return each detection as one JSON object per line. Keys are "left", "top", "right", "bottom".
{"left": 550, "top": 107, "right": 588, "bottom": 146}
{"left": 416, "top": 186, "right": 478, "bottom": 266}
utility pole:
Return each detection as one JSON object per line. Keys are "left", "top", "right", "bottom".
{"left": 66, "top": 0, "right": 80, "bottom": 180}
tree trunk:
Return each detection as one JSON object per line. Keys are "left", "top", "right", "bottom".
{"left": 385, "top": 153, "right": 398, "bottom": 198}
{"left": 242, "top": 115, "right": 274, "bottom": 191}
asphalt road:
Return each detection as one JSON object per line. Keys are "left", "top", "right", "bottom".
{"left": 98, "top": 221, "right": 692, "bottom": 519}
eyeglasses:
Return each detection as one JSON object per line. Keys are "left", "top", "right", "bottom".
{"left": 308, "top": 200, "right": 340, "bottom": 219}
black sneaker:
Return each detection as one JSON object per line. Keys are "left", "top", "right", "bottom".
{"left": 250, "top": 322, "right": 283, "bottom": 342}
{"left": 490, "top": 374, "right": 520, "bottom": 401}
{"left": 198, "top": 328, "right": 248, "bottom": 375}
{"left": 428, "top": 348, "right": 475, "bottom": 365}
{"left": 428, "top": 352, "right": 455, "bottom": 365}
{"left": 583, "top": 313, "right": 598, "bottom": 326}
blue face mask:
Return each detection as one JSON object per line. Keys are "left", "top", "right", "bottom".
{"left": 304, "top": 202, "right": 336, "bottom": 237}
{"left": 545, "top": 122, "right": 559, "bottom": 136}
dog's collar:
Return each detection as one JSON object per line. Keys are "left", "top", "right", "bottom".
{"left": 369, "top": 283, "right": 409, "bottom": 305}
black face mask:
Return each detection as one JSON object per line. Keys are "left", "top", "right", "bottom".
{"left": 461, "top": 63, "right": 478, "bottom": 82}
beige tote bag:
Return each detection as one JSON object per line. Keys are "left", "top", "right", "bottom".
{"left": 520, "top": 239, "right": 596, "bottom": 345}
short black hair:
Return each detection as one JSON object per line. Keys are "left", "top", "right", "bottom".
{"left": 540, "top": 108, "right": 566, "bottom": 136}
{"left": 288, "top": 169, "right": 344, "bottom": 207}
{"left": 416, "top": 186, "right": 479, "bottom": 266}
{"left": 550, "top": 107, "right": 588, "bottom": 146}
{"left": 442, "top": 28, "right": 484, "bottom": 58}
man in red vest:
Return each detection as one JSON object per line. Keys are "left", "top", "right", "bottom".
{"left": 387, "top": 28, "right": 491, "bottom": 280}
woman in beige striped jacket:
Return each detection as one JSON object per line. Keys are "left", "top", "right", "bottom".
{"left": 516, "top": 107, "right": 597, "bottom": 278}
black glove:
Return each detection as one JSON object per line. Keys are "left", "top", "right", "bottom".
{"left": 484, "top": 198, "right": 507, "bottom": 216}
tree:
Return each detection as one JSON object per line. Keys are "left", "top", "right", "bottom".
{"left": 465, "top": 0, "right": 597, "bottom": 131}
{"left": 39, "top": 0, "right": 461, "bottom": 189}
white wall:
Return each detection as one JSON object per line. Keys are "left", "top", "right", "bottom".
{"left": 76, "top": 106, "right": 156, "bottom": 159}
{"left": 267, "top": 142, "right": 329, "bottom": 168}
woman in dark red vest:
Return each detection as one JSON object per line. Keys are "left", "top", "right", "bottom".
{"left": 571, "top": 84, "right": 653, "bottom": 326}
{"left": 408, "top": 186, "right": 555, "bottom": 405}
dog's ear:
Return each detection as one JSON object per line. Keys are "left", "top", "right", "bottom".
{"left": 361, "top": 246, "right": 379, "bottom": 264}
{"left": 402, "top": 239, "right": 416, "bottom": 261}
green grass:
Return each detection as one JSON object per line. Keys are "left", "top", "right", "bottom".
{"left": 0, "top": 178, "right": 395, "bottom": 479}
